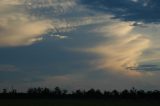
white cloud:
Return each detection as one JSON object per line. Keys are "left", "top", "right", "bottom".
{"left": 50, "top": 34, "right": 68, "bottom": 39}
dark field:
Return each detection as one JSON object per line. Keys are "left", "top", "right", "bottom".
{"left": 0, "top": 99, "right": 160, "bottom": 106}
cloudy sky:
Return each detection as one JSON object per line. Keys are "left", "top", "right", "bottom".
{"left": 1, "top": 0, "right": 160, "bottom": 91}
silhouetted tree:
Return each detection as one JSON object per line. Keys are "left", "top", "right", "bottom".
{"left": 42, "top": 88, "right": 50, "bottom": 94}
{"left": 111, "top": 90, "right": 119, "bottom": 98}
{"left": 104, "top": 91, "right": 111, "bottom": 98}
{"left": 10, "top": 89, "right": 17, "bottom": 94}
{"left": 54, "top": 87, "right": 62, "bottom": 96}
{"left": 86, "top": 89, "right": 96, "bottom": 97}
{"left": 62, "top": 89, "right": 68, "bottom": 95}
{"left": 2, "top": 89, "right": 7, "bottom": 94}
{"left": 1, "top": 87, "right": 160, "bottom": 99}
{"left": 121, "top": 89, "right": 129, "bottom": 98}
{"left": 137, "top": 90, "right": 145, "bottom": 98}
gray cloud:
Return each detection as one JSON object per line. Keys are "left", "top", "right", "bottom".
{"left": 128, "top": 64, "right": 160, "bottom": 71}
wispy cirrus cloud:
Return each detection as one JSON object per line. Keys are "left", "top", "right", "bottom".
{"left": 0, "top": 0, "right": 52, "bottom": 47}
{"left": 0, "top": 0, "right": 78, "bottom": 47}
{"left": 0, "top": 18, "right": 51, "bottom": 47}
{"left": 81, "top": 19, "right": 151, "bottom": 77}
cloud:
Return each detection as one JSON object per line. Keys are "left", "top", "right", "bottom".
{"left": 0, "top": 19, "right": 51, "bottom": 47}
{"left": 0, "top": 0, "right": 82, "bottom": 47}
{"left": 128, "top": 64, "right": 160, "bottom": 72}
{"left": 0, "top": 0, "right": 53, "bottom": 47}
{"left": 0, "top": 0, "right": 102, "bottom": 47}
{"left": 0, "top": 0, "right": 154, "bottom": 77}
{"left": 0, "top": 0, "right": 119, "bottom": 47}
{"left": 26, "top": 0, "right": 77, "bottom": 13}
{"left": 83, "top": 20, "right": 151, "bottom": 77}
{"left": 80, "top": 0, "right": 160, "bottom": 23}
{"left": 50, "top": 34, "right": 68, "bottom": 39}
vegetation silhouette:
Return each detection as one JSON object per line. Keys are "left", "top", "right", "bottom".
{"left": 1, "top": 87, "right": 160, "bottom": 99}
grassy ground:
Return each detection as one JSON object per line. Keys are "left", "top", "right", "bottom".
{"left": 0, "top": 99, "right": 160, "bottom": 106}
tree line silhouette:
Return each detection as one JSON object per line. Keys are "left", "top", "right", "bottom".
{"left": 1, "top": 87, "right": 160, "bottom": 99}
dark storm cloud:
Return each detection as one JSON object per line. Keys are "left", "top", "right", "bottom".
{"left": 79, "top": 0, "right": 160, "bottom": 23}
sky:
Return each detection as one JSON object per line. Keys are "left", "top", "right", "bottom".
{"left": 1, "top": 0, "right": 160, "bottom": 91}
